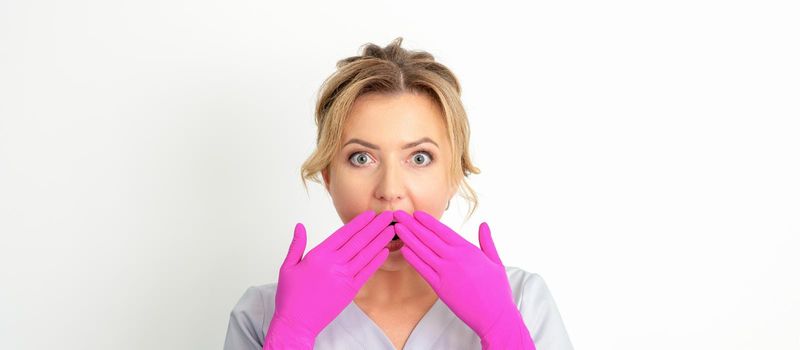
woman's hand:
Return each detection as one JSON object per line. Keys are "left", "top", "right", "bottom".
{"left": 393, "top": 210, "right": 537, "bottom": 350}
{"left": 265, "top": 210, "right": 396, "bottom": 350}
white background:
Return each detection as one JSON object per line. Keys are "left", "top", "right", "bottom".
{"left": 1, "top": 1, "right": 798, "bottom": 349}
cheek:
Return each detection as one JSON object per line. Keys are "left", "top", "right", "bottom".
{"left": 406, "top": 176, "right": 450, "bottom": 206}
{"left": 328, "top": 167, "right": 374, "bottom": 214}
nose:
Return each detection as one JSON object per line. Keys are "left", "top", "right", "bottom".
{"left": 375, "top": 160, "right": 404, "bottom": 204}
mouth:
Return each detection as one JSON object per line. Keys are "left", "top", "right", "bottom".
{"left": 390, "top": 221, "right": 400, "bottom": 240}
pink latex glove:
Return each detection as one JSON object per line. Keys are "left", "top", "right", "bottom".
{"left": 393, "top": 210, "right": 537, "bottom": 350}
{"left": 264, "top": 210, "right": 395, "bottom": 349}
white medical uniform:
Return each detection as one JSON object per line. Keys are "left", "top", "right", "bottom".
{"left": 223, "top": 266, "right": 574, "bottom": 350}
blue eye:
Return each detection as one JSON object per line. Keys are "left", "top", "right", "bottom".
{"left": 347, "top": 150, "right": 435, "bottom": 168}
{"left": 349, "top": 152, "right": 373, "bottom": 167}
{"left": 411, "top": 151, "right": 433, "bottom": 166}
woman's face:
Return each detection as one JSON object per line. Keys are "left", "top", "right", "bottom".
{"left": 322, "top": 91, "right": 457, "bottom": 271}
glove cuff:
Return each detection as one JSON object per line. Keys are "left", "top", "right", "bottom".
{"left": 263, "top": 312, "right": 316, "bottom": 350}
{"left": 479, "top": 303, "right": 537, "bottom": 350}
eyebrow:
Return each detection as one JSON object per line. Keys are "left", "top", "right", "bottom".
{"left": 343, "top": 137, "right": 439, "bottom": 150}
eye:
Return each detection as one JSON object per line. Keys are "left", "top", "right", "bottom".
{"left": 347, "top": 150, "right": 435, "bottom": 168}
{"left": 410, "top": 150, "right": 434, "bottom": 167}
{"left": 348, "top": 151, "right": 374, "bottom": 167}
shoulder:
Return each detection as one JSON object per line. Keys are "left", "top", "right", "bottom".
{"left": 504, "top": 265, "right": 547, "bottom": 305}
{"left": 504, "top": 266, "right": 575, "bottom": 350}
{"left": 506, "top": 266, "right": 558, "bottom": 318}
{"left": 224, "top": 283, "right": 278, "bottom": 350}
{"left": 231, "top": 282, "right": 277, "bottom": 317}
{"left": 504, "top": 265, "right": 560, "bottom": 317}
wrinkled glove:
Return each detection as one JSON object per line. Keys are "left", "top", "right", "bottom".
{"left": 394, "top": 210, "right": 536, "bottom": 350}
{"left": 264, "top": 210, "right": 396, "bottom": 349}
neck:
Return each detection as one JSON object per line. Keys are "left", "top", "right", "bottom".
{"left": 355, "top": 261, "right": 437, "bottom": 304}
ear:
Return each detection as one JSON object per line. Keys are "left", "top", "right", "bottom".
{"left": 322, "top": 166, "right": 331, "bottom": 192}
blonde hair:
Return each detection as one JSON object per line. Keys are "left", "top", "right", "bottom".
{"left": 300, "top": 37, "right": 482, "bottom": 221}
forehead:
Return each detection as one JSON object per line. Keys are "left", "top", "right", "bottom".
{"left": 343, "top": 92, "right": 447, "bottom": 143}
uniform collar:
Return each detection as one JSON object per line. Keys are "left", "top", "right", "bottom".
{"left": 331, "top": 297, "right": 458, "bottom": 349}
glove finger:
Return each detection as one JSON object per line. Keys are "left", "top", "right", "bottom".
{"left": 337, "top": 210, "right": 393, "bottom": 261}
{"left": 395, "top": 222, "right": 441, "bottom": 269}
{"left": 399, "top": 246, "right": 440, "bottom": 289}
{"left": 345, "top": 225, "right": 395, "bottom": 277}
{"left": 353, "top": 247, "right": 389, "bottom": 286}
{"left": 393, "top": 210, "right": 450, "bottom": 257}
{"left": 282, "top": 223, "right": 307, "bottom": 268}
{"left": 317, "top": 209, "right": 376, "bottom": 252}
{"left": 412, "top": 210, "right": 469, "bottom": 246}
{"left": 478, "top": 222, "right": 503, "bottom": 265}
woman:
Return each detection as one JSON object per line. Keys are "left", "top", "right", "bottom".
{"left": 224, "top": 37, "right": 574, "bottom": 350}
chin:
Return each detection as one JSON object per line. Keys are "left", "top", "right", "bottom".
{"left": 377, "top": 250, "right": 409, "bottom": 272}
